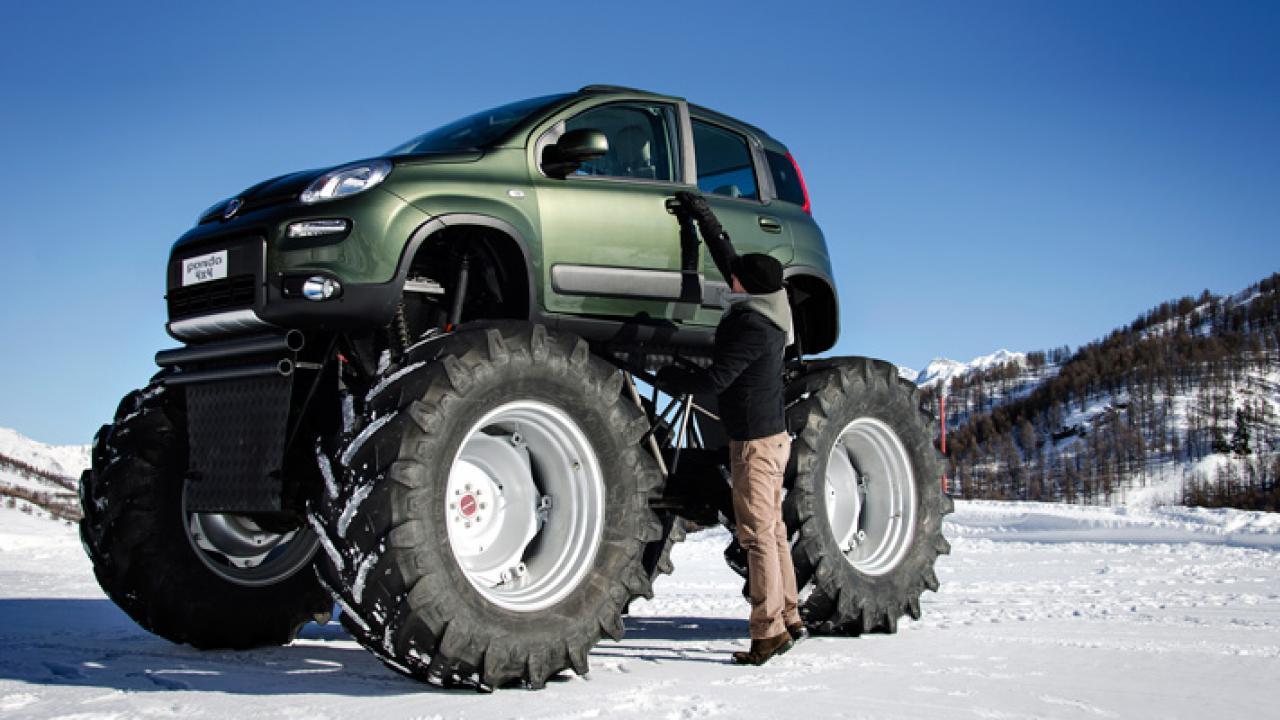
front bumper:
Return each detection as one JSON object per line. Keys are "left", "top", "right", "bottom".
{"left": 166, "top": 277, "right": 407, "bottom": 342}
{"left": 164, "top": 189, "right": 428, "bottom": 342}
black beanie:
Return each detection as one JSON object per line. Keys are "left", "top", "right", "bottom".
{"left": 731, "top": 253, "right": 784, "bottom": 294}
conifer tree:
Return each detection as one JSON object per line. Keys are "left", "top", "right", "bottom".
{"left": 1232, "top": 408, "right": 1251, "bottom": 456}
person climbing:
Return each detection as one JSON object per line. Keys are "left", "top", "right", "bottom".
{"left": 658, "top": 190, "right": 805, "bottom": 666}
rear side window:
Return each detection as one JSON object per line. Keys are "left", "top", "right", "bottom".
{"left": 766, "top": 150, "right": 806, "bottom": 207}
{"left": 692, "top": 120, "right": 758, "bottom": 200}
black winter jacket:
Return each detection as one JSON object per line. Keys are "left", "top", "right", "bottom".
{"left": 660, "top": 304, "right": 787, "bottom": 441}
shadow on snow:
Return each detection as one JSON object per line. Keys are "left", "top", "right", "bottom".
{"left": 0, "top": 599, "right": 746, "bottom": 693}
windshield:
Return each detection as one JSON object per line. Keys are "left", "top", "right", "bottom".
{"left": 387, "top": 94, "right": 572, "bottom": 155}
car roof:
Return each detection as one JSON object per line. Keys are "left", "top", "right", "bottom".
{"left": 577, "top": 84, "right": 673, "bottom": 98}
{"left": 576, "top": 85, "right": 786, "bottom": 152}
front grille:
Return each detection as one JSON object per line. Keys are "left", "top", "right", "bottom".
{"left": 167, "top": 274, "right": 256, "bottom": 319}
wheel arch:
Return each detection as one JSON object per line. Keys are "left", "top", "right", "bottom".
{"left": 785, "top": 266, "right": 839, "bottom": 354}
{"left": 397, "top": 213, "right": 536, "bottom": 320}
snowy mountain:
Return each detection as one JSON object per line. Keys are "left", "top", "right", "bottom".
{"left": 0, "top": 427, "right": 90, "bottom": 522}
{"left": 0, "top": 428, "right": 89, "bottom": 479}
{"left": 929, "top": 272, "right": 1280, "bottom": 510}
{"left": 912, "top": 349, "right": 1027, "bottom": 390}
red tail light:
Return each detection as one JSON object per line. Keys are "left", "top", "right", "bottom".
{"left": 787, "top": 151, "right": 812, "bottom": 215}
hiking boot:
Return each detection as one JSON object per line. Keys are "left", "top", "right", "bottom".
{"left": 731, "top": 631, "right": 793, "bottom": 666}
{"left": 771, "top": 624, "right": 807, "bottom": 657}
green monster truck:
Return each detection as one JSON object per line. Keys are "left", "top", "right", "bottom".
{"left": 79, "top": 85, "right": 952, "bottom": 690}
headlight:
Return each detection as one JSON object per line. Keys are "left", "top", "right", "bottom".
{"left": 300, "top": 159, "right": 392, "bottom": 204}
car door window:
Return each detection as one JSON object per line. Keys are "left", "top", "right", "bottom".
{"left": 692, "top": 120, "right": 758, "bottom": 200}
{"left": 564, "top": 103, "right": 680, "bottom": 182}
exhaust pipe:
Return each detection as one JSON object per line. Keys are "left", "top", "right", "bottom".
{"left": 164, "top": 359, "right": 294, "bottom": 386}
{"left": 156, "top": 330, "right": 305, "bottom": 368}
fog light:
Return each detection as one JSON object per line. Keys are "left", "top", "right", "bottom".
{"left": 287, "top": 219, "right": 349, "bottom": 239}
{"left": 302, "top": 276, "right": 342, "bottom": 301}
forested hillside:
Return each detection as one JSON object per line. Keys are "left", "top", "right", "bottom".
{"left": 0, "top": 454, "right": 80, "bottom": 521}
{"left": 922, "top": 272, "right": 1280, "bottom": 510}
{"left": 0, "top": 428, "right": 87, "bottom": 521}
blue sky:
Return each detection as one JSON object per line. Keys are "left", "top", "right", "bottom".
{"left": 2, "top": 1, "right": 1277, "bottom": 445}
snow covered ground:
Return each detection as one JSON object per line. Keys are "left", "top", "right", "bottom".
{"left": 1, "top": 500, "right": 1277, "bottom": 719}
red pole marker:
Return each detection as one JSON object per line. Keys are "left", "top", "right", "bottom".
{"left": 940, "top": 394, "right": 950, "bottom": 494}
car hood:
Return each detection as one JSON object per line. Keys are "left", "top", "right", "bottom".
{"left": 198, "top": 152, "right": 483, "bottom": 223}
{"left": 197, "top": 167, "right": 328, "bottom": 223}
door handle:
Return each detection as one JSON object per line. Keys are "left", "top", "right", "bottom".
{"left": 758, "top": 216, "right": 783, "bottom": 233}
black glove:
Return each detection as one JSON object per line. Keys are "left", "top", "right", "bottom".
{"left": 674, "top": 190, "right": 737, "bottom": 281}
{"left": 656, "top": 365, "right": 695, "bottom": 393}
{"left": 674, "top": 190, "right": 725, "bottom": 240}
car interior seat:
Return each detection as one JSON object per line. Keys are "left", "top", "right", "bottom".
{"left": 611, "top": 125, "right": 657, "bottom": 179}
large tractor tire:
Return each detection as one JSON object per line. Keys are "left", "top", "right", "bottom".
{"left": 79, "top": 383, "right": 331, "bottom": 649}
{"left": 623, "top": 513, "right": 685, "bottom": 616}
{"left": 785, "top": 357, "right": 953, "bottom": 635}
{"left": 310, "top": 323, "right": 663, "bottom": 689}
{"left": 641, "top": 514, "right": 686, "bottom": 582}
{"left": 631, "top": 398, "right": 686, "bottom": 590}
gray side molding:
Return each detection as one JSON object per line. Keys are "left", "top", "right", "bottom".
{"left": 551, "top": 264, "right": 724, "bottom": 308}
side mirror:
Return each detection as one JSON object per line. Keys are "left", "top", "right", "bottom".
{"left": 541, "top": 129, "right": 609, "bottom": 178}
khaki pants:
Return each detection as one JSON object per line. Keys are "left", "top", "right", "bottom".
{"left": 730, "top": 431, "right": 800, "bottom": 640}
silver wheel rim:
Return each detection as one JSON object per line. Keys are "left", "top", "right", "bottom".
{"left": 824, "top": 417, "right": 917, "bottom": 576}
{"left": 184, "top": 489, "right": 319, "bottom": 588}
{"left": 445, "top": 400, "right": 605, "bottom": 613}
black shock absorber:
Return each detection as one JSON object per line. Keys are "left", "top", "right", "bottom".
{"left": 449, "top": 253, "right": 472, "bottom": 327}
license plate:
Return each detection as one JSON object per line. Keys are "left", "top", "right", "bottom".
{"left": 182, "top": 250, "right": 228, "bottom": 286}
